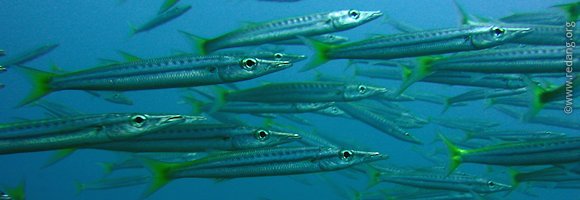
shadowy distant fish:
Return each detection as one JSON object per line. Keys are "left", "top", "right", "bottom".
{"left": 158, "top": 0, "right": 180, "bottom": 14}
{"left": 0, "top": 49, "right": 4, "bottom": 56}
{"left": 129, "top": 4, "right": 191, "bottom": 36}
{"left": 0, "top": 43, "right": 58, "bottom": 67}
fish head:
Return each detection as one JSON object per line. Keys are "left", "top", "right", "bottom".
{"left": 318, "top": 34, "right": 349, "bottom": 44}
{"left": 267, "top": 52, "right": 307, "bottom": 63}
{"left": 318, "top": 148, "right": 388, "bottom": 171}
{"left": 479, "top": 179, "right": 513, "bottom": 193}
{"left": 470, "top": 25, "right": 532, "bottom": 48}
{"left": 330, "top": 10, "right": 383, "bottom": 30}
{"left": 295, "top": 102, "right": 334, "bottom": 111}
{"left": 344, "top": 84, "right": 388, "bottom": 100}
{"left": 104, "top": 114, "right": 185, "bottom": 140}
{"left": 219, "top": 58, "right": 292, "bottom": 82}
{"left": 316, "top": 106, "right": 347, "bottom": 116}
{"left": 102, "top": 92, "right": 134, "bottom": 105}
{"left": 231, "top": 129, "right": 301, "bottom": 149}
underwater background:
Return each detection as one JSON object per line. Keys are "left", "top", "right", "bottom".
{"left": 0, "top": 0, "right": 579, "bottom": 199}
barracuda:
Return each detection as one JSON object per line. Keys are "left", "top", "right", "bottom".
{"left": 373, "top": 170, "right": 512, "bottom": 194}
{"left": 207, "top": 102, "right": 335, "bottom": 114}
{"left": 0, "top": 43, "right": 58, "bottom": 67}
{"left": 221, "top": 81, "right": 387, "bottom": 103}
{"left": 400, "top": 47, "right": 580, "bottom": 93}
{"left": 0, "top": 114, "right": 184, "bottom": 155}
{"left": 443, "top": 87, "right": 528, "bottom": 111}
{"left": 355, "top": 65, "right": 528, "bottom": 90}
{"left": 129, "top": 4, "right": 191, "bottom": 35}
{"left": 335, "top": 102, "right": 422, "bottom": 144}
{"left": 18, "top": 54, "right": 292, "bottom": 106}
{"left": 211, "top": 50, "right": 307, "bottom": 63}
{"left": 301, "top": 25, "right": 531, "bottom": 71}
{"left": 89, "top": 124, "right": 301, "bottom": 152}
{"left": 509, "top": 166, "right": 580, "bottom": 188}
{"left": 464, "top": 130, "right": 567, "bottom": 142}
{"left": 273, "top": 34, "right": 349, "bottom": 45}
{"left": 185, "top": 10, "right": 382, "bottom": 54}
{"left": 142, "top": 146, "right": 387, "bottom": 198}
{"left": 440, "top": 134, "right": 580, "bottom": 173}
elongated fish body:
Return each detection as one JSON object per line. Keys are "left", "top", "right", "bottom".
{"left": 0, "top": 43, "right": 58, "bottom": 67}
{"left": 335, "top": 103, "right": 421, "bottom": 144}
{"left": 212, "top": 102, "right": 334, "bottom": 114}
{"left": 273, "top": 34, "right": 348, "bottom": 45}
{"left": 447, "top": 88, "right": 527, "bottom": 105}
{"left": 430, "top": 117, "right": 499, "bottom": 132}
{"left": 77, "top": 176, "right": 151, "bottom": 192}
{"left": 85, "top": 90, "right": 134, "bottom": 105}
{"left": 19, "top": 55, "right": 291, "bottom": 106}
{"left": 511, "top": 166, "right": 580, "bottom": 185}
{"left": 441, "top": 134, "right": 580, "bottom": 173}
{"left": 466, "top": 130, "right": 567, "bottom": 142}
{"left": 499, "top": 12, "right": 569, "bottom": 26}
{"left": 355, "top": 67, "right": 527, "bottom": 89}
{"left": 327, "top": 25, "right": 529, "bottom": 59}
{"left": 143, "top": 146, "right": 386, "bottom": 198}
{"left": 212, "top": 51, "right": 306, "bottom": 63}
{"left": 494, "top": 105, "right": 580, "bottom": 130}
{"left": 431, "top": 47, "right": 580, "bottom": 74}
{"left": 132, "top": 5, "right": 191, "bottom": 35}
{"left": 51, "top": 55, "right": 290, "bottom": 90}
{"left": 0, "top": 114, "right": 184, "bottom": 154}
{"left": 492, "top": 96, "right": 580, "bottom": 110}
{"left": 301, "top": 25, "right": 530, "bottom": 71}
{"left": 225, "top": 82, "right": 387, "bottom": 103}
{"left": 198, "top": 10, "right": 382, "bottom": 54}
{"left": 90, "top": 124, "right": 300, "bottom": 152}
{"left": 379, "top": 172, "right": 512, "bottom": 194}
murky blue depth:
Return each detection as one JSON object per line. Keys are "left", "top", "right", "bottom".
{"left": 0, "top": 0, "right": 579, "bottom": 200}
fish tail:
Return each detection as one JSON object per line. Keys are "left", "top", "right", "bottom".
{"left": 17, "top": 65, "right": 55, "bottom": 107}
{"left": 523, "top": 77, "right": 545, "bottom": 121}
{"left": 98, "top": 162, "right": 115, "bottom": 175}
{"left": 181, "top": 95, "right": 206, "bottom": 114}
{"left": 178, "top": 30, "right": 208, "bottom": 55}
{"left": 397, "top": 57, "right": 435, "bottom": 94}
{"left": 41, "top": 148, "right": 76, "bottom": 169}
{"left": 73, "top": 180, "right": 85, "bottom": 195}
{"left": 127, "top": 21, "right": 137, "bottom": 37}
{"left": 438, "top": 133, "right": 463, "bottom": 175}
{"left": 5, "top": 180, "right": 25, "bottom": 200}
{"left": 141, "top": 159, "right": 173, "bottom": 199}
{"left": 298, "top": 36, "right": 332, "bottom": 72}
{"left": 552, "top": 2, "right": 580, "bottom": 21}
{"left": 210, "top": 86, "right": 228, "bottom": 113}
{"left": 441, "top": 98, "right": 452, "bottom": 114}
{"left": 365, "top": 165, "right": 382, "bottom": 189}
{"left": 508, "top": 168, "right": 521, "bottom": 190}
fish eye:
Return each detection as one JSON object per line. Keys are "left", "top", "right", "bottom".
{"left": 358, "top": 85, "right": 367, "bottom": 93}
{"left": 488, "top": 181, "right": 496, "bottom": 187}
{"left": 256, "top": 129, "right": 269, "bottom": 140}
{"left": 492, "top": 27, "right": 505, "bottom": 36}
{"left": 340, "top": 150, "right": 353, "bottom": 160}
{"left": 242, "top": 58, "right": 257, "bottom": 70}
{"left": 404, "top": 132, "right": 410, "bottom": 136}
{"left": 274, "top": 53, "right": 283, "bottom": 59}
{"left": 131, "top": 115, "right": 147, "bottom": 127}
{"left": 348, "top": 10, "right": 360, "bottom": 19}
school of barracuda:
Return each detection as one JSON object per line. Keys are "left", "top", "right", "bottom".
{"left": 0, "top": 0, "right": 579, "bottom": 200}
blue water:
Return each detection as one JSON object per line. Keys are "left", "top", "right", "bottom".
{"left": 0, "top": 0, "right": 579, "bottom": 199}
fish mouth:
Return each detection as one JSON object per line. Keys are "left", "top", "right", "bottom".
{"left": 274, "top": 131, "right": 302, "bottom": 139}
{"left": 506, "top": 27, "right": 533, "bottom": 34}
{"left": 272, "top": 61, "right": 293, "bottom": 69}
{"left": 363, "top": 11, "right": 383, "bottom": 20}
{"left": 361, "top": 151, "right": 389, "bottom": 161}
{"left": 292, "top": 55, "right": 308, "bottom": 62}
{"left": 164, "top": 115, "right": 185, "bottom": 123}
